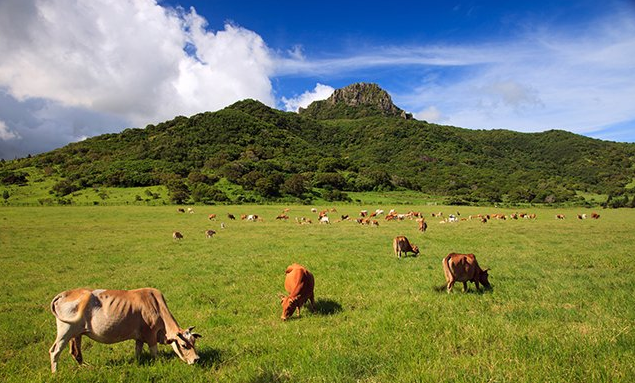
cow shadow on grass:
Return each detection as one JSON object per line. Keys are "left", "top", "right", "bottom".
{"left": 432, "top": 284, "right": 494, "bottom": 294}
{"left": 312, "top": 298, "right": 343, "bottom": 316}
{"left": 135, "top": 347, "right": 222, "bottom": 369}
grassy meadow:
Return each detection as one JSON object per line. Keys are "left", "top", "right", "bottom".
{"left": 0, "top": 204, "right": 634, "bottom": 382}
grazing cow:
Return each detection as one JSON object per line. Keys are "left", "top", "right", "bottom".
{"left": 319, "top": 216, "right": 330, "bottom": 224}
{"left": 370, "top": 220, "right": 379, "bottom": 227}
{"left": 311, "top": 208, "right": 318, "bottom": 213}
{"left": 49, "top": 288, "right": 201, "bottom": 373}
{"left": 280, "top": 264, "right": 315, "bottom": 320}
{"left": 375, "top": 209, "right": 384, "bottom": 216}
{"left": 227, "top": 213, "right": 236, "bottom": 220}
{"left": 276, "top": 214, "right": 289, "bottom": 220}
{"left": 591, "top": 212, "right": 600, "bottom": 219}
{"left": 172, "top": 231, "right": 183, "bottom": 240}
{"left": 205, "top": 230, "right": 216, "bottom": 238}
{"left": 529, "top": 213, "right": 537, "bottom": 219}
{"left": 187, "top": 208, "right": 194, "bottom": 214}
{"left": 220, "top": 222, "right": 226, "bottom": 229}
{"left": 416, "top": 218, "right": 427, "bottom": 232}
{"left": 442, "top": 253, "right": 490, "bottom": 293}
{"left": 240, "top": 214, "right": 247, "bottom": 220}
{"left": 208, "top": 214, "right": 217, "bottom": 220}
{"left": 556, "top": 214, "right": 566, "bottom": 220}
{"left": 392, "top": 236, "right": 420, "bottom": 259}
{"left": 177, "top": 208, "right": 185, "bottom": 213}
{"left": 360, "top": 210, "right": 368, "bottom": 217}
{"left": 341, "top": 214, "right": 349, "bottom": 220}
{"left": 247, "top": 214, "right": 259, "bottom": 221}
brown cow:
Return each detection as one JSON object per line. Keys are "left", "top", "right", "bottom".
{"left": 172, "top": 231, "right": 183, "bottom": 240}
{"left": 227, "top": 213, "right": 236, "bottom": 220}
{"left": 591, "top": 212, "right": 600, "bottom": 219}
{"left": 442, "top": 253, "right": 490, "bottom": 293}
{"left": 208, "top": 214, "right": 217, "bottom": 220}
{"left": 49, "top": 288, "right": 201, "bottom": 372}
{"left": 276, "top": 214, "right": 289, "bottom": 220}
{"left": 556, "top": 214, "right": 566, "bottom": 220}
{"left": 280, "top": 264, "right": 315, "bottom": 321}
{"left": 416, "top": 218, "right": 427, "bottom": 232}
{"left": 205, "top": 230, "right": 216, "bottom": 238}
{"left": 393, "top": 236, "right": 420, "bottom": 259}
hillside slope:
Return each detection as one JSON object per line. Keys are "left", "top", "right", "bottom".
{"left": 2, "top": 83, "right": 634, "bottom": 205}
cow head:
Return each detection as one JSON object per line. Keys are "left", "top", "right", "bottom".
{"left": 280, "top": 295, "right": 298, "bottom": 321}
{"left": 412, "top": 245, "right": 420, "bottom": 255}
{"left": 167, "top": 327, "right": 202, "bottom": 364}
{"left": 479, "top": 269, "right": 491, "bottom": 289}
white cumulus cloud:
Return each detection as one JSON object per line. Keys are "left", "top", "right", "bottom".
{"left": 281, "top": 83, "right": 335, "bottom": 112}
{"left": 0, "top": 120, "right": 20, "bottom": 141}
{"left": 0, "top": 0, "right": 276, "bottom": 158}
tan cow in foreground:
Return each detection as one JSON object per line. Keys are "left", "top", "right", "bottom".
{"left": 49, "top": 288, "right": 201, "bottom": 373}
{"left": 393, "top": 236, "right": 420, "bottom": 259}
{"left": 442, "top": 253, "right": 491, "bottom": 293}
{"left": 280, "top": 264, "right": 315, "bottom": 321}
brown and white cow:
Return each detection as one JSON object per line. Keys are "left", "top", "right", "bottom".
{"left": 173, "top": 231, "right": 183, "bottom": 240}
{"left": 49, "top": 288, "right": 201, "bottom": 373}
{"left": 208, "top": 214, "right": 217, "bottom": 220}
{"left": 205, "top": 230, "right": 216, "bottom": 238}
{"left": 392, "top": 236, "right": 420, "bottom": 259}
{"left": 280, "top": 264, "right": 315, "bottom": 321}
{"left": 442, "top": 253, "right": 491, "bottom": 293}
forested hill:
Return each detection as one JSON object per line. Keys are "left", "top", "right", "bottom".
{"left": 2, "top": 83, "right": 635, "bottom": 205}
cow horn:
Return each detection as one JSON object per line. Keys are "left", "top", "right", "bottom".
{"left": 187, "top": 326, "right": 195, "bottom": 332}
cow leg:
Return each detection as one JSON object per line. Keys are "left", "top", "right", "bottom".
{"left": 446, "top": 281, "right": 454, "bottom": 294}
{"left": 149, "top": 343, "right": 158, "bottom": 358}
{"left": 309, "top": 293, "right": 316, "bottom": 312}
{"left": 49, "top": 321, "right": 76, "bottom": 373}
{"left": 135, "top": 340, "right": 144, "bottom": 360}
{"left": 69, "top": 336, "right": 83, "bottom": 365}
{"left": 462, "top": 282, "right": 468, "bottom": 292}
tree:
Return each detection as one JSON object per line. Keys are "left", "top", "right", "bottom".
{"left": 281, "top": 174, "right": 308, "bottom": 197}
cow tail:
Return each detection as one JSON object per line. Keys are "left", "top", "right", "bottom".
{"left": 442, "top": 254, "right": 454, "bottom": 282}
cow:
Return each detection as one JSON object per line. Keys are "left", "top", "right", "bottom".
{"left": 48, "top": 288, "right": 201, "bottom": 373}
{"left": 591, "top": 212, "right": 600, "bottom": 219}
{"left": 341, "top": 214, "right": 349, "bottom": 220}
{"left": 208, "top": 214, "right": 217, "bottom": 220}
{"left": 310, "top": 208, "right": 318, "bottom": 213}
{"left": 556, "top": 214, "right": 566, "bottom": 220}
{"left": 220, "top": 222, "right": 226, "bottom": 229}
{"left": 280, "top": 264, "right": 315, "bottom": 321}
{"left": 227, "top": 213, "right": 236, "bottom": 220}
{"left": 360, "top": 210, "right": 368, "bottom": 217}
{"left": 276, "top": 214, "right": 289, "bottom": 220}
{"left": 392, "top": 236, "right": 420, "bottom": 259}
{"left": 442, "top": 253, "right": 490, "bottom": 293}
{"left": 177, "top": 208, "right": 185, "bottom": 213}
{"left": 319, "top": 216, "right": 330, "bottom": 224}
{"left": 187, "top": 208, "right": 194, "bottom": 214}
{"left": 172, "top": 231, "right": 183, "bottom": 240}
{"left": 370, "top": 219, "right": 379, "bottom": 227}
{"left": 416, "top": 218, "right": 427, "bottom": 232}
{"left": 205, "top": 230, "right": 216, "bottom": 238}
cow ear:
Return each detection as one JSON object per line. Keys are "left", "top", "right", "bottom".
{"left": 166, "top": 338, "right": 175, "bottom": 344}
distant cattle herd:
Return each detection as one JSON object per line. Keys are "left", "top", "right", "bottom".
{"left": 49, "top": 206, "right": 602, "bottom": 372}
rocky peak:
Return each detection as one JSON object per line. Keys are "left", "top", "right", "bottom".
{"left": 299, "top": 82, "right": 413, "bottom": 120}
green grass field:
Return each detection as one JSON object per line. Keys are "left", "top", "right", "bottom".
{"left": 1, "top": 204, "right": 634, "bottom": 382}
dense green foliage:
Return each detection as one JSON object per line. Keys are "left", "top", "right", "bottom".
{"left": 2, "top": 95, "right": 634, "bottom": 205}
{"left": 1, "top": 205, "right": 634, "bottom": 382}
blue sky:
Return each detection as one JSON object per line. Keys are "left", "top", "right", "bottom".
{"left": 0, "top": 0, "right": 634, "bottom": 159}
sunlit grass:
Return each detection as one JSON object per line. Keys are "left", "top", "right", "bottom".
{"left": 0, "top": 204, "right": 634, "bottom": 382}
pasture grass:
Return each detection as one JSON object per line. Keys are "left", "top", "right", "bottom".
{"left": 0, "top": 204, "right": 634, "bottom": 382}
